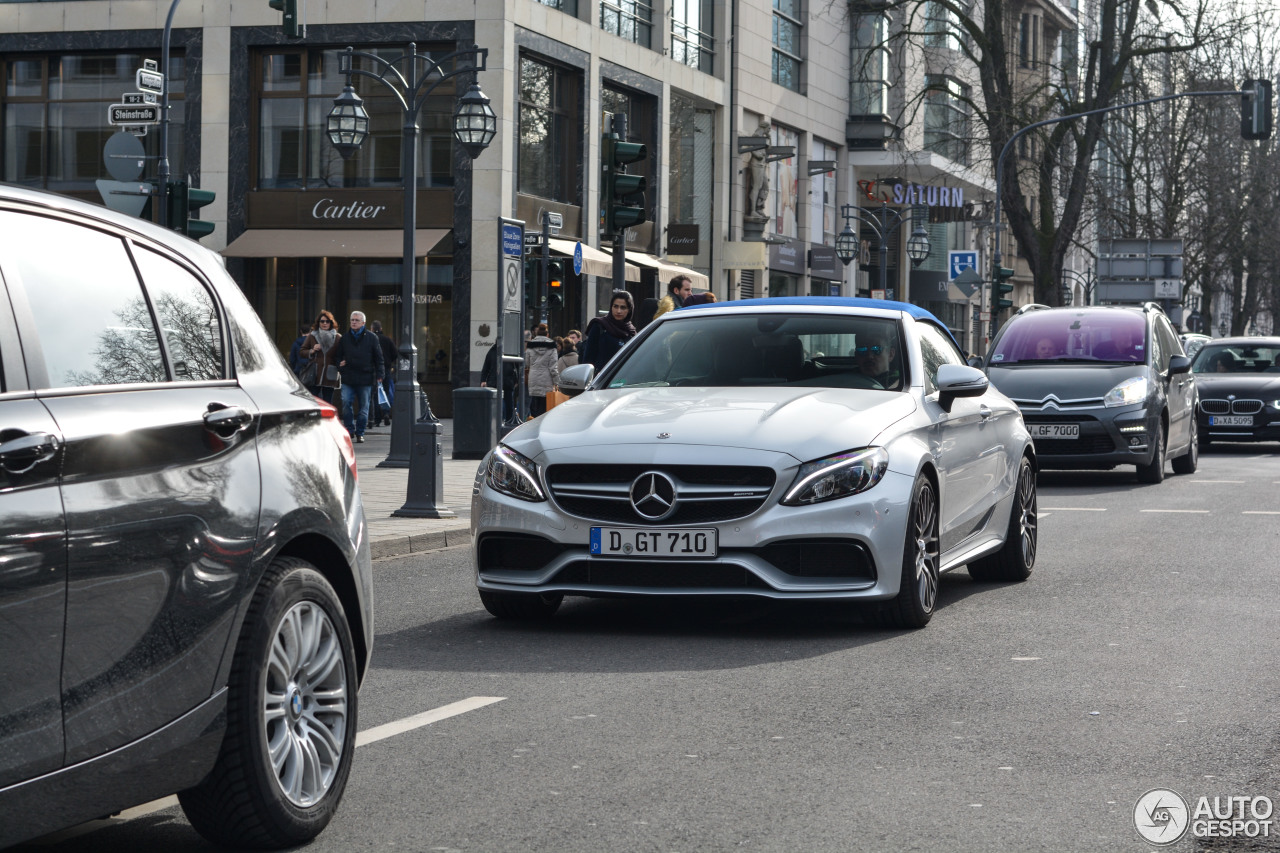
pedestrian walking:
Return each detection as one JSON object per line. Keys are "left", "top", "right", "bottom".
{"left": 371, "top": 319, "right": 397, "bottom": 426}
{"left": 681, "top": 292, "right": 717, "bottom": 308}
{"left": 653, "top": 274, "right": 693, "bottom": 322}
{"left": 301, "top": 310, "right": 341, "bottom": 403}
{"left": 481, "top": 343, "right": 521, "bottom": 421}
{"left": 287, "top": 324, "right": 310, "bottom": 376}
{"left": 554, "top": 334, "right": 579, "bottom": 384}
{"left": 582, "top": 290, "right": 636, "bottom": 374}
{"left": 524, "top": 323, "right": 558, "bottom": 417}
{"left": 335, "top": 310, "right": 385, "bottom": 442}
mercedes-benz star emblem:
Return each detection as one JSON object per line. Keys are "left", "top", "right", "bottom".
{"left": 630, "top": 471, "right": 678, "bottom": 521}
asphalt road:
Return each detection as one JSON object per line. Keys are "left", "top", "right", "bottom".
{"left": 16, "top": 445, "right": 1280, "bottom": 852}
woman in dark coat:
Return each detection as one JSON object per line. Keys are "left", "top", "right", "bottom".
{"left": 581, "top": 290, "right": 637, "bottom": 374}
{"left": 300, "top": 309, "right": 341, "bottom": 402}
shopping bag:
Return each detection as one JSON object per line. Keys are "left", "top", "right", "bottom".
{"left": 546, "top": 389, "right": 569, "bottom": 411}
{"left": 377, "top": 383, "right": 390, "bottom": 409}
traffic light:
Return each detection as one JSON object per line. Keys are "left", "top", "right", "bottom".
{"left": 168, "top": 181, "right": 217, "bottom": 240}
{"left": 994, "top": 265, "right": 1015, "bottom": 310}
{"left": 1242, "top": 78, "right": 1273, "bottom": 140}
{"left": 268, "top": 0, "right": 302, "bottom": 38}
{"left": 547, "top": 260, "right": 564, "bottom": 289}
{"left": 601, "top": 133, "right": 647, "bottom": 239}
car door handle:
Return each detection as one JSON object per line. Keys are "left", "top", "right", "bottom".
{"left": 204, "top": 404, "right": 253, "bottom": 438}
{"left": 0, "top": 431, "right": 61, "bottom": 474}
{"left": 979, "top": 405, "right": 993, "bottom": 420}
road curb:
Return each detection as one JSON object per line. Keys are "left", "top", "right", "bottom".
{"left": 370, "top": 524, "right": 472, "bottom": 560}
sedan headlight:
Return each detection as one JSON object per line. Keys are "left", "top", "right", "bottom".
{"left": 485, "top": 445, "right": 545, "bottom": 502}
{"left": 782, "top": 447, "right": 889, "bottom": 506}
{"left": 1104, "top": 376, "right": 1148, "bottom": 407}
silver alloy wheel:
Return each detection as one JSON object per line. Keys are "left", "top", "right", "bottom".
{"left": 913, "top": 482, "right": 940, "bottom": 613}
{"left": 1016, "top": 463, "right": 1037, "bottom": 566}
{"left": 263, "top": 600, "right": 348, "bottom": 807}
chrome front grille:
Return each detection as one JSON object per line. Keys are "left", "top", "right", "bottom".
{"left": 1200, "top": 399, "right": 1262, "bottom": 415}
{"left": 1012, "top": 395, "right": 1106, "bottom": 411}
{"left": 544, "top": 464, "right": 775, "bottom": 525}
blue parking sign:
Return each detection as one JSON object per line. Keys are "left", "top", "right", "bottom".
{"left": 948, "top": 250, "right": 978, "bottom": 280}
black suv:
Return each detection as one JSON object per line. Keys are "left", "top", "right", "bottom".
{"left": 981, "top": 303, "right": 1197, "bottom": 482}
{"left": 0, "top": 185, "right": 373, "bottom": 847}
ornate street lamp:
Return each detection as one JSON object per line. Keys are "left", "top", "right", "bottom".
{"left": 326, "top": 84, "right": 369, "bottom": 160}
{"left": 327, "top": 43, "right": 493, "bottom": 517}
{"left": 833, "top": 201, "right": 930, "bottom": 299}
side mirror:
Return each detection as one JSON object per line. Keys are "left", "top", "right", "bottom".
{"left": 1169, "top": 354, "right": 1192, "bottom": 375}
{"left": 558, "top": 363, "right": 595, "bottom": 396}
{"left": 966, "top": 355, "right": 984, "bottom": 369}
{"left": 936, "top": 363, "right": 989, "bottom": 413}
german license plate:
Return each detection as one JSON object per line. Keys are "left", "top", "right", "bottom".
{"left": 1210, "top": 415, "right": 1253, "bottom": 426}
{"left": 590, "top": 527, "right": 718, "bottom": 558}
{"left": 1030, "top": 423, "right": 1080, "bottom": 439}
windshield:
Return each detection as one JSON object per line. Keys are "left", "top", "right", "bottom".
{"left": 604, "top": 314, "right": 905, "bottom": 391}
{"left": 1192, "top": 343, "right": 1280, "bottom": 374}
{"left": 988, "top": 310, "right": 1147, "bottom": 365}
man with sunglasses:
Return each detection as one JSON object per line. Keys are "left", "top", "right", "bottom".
{"left": 853, "top": 333, "right": 900, "bottom": 389}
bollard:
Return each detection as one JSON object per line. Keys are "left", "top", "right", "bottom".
{"left": 392, "top": 394, "right": 456, "bottom": 518}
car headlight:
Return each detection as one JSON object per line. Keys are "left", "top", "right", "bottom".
{"left": 1272, "top": 400, "right": 1280, "bottom": 410}
{"left": 782, "top": 447, "right": 889, "bottom": 506}
{"left": 485, "top": 445, "right": 545, "bottom": 502}
{"left": 1104, "top": 376, "right": 1148, "bottom": 407}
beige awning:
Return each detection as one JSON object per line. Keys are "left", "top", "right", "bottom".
{"left": 221, "top": 229, "right": 450, "bottom": 258}
{"left": 623, "top": 251, "right": 710, "bottom": 289}
{"left": 546, "top": 238, "right": 640, "bottom": 279}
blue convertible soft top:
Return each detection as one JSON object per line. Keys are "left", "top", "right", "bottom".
{"left": 688, "top": 296, "right": 960, "bottom": 348}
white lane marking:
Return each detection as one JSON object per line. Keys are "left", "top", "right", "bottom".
{"left": 1040, "top": 507, "right": 1107, "bottom": 511}
{"left": 1193, "top": 480, "right": 1245, "bottom": 484}
{"left": 356, "top": 696, "right": 506, "bottom": 747}
{"left": 1011, "top": 656, "right": 1041, "bottom": 661}
{"left": 1140, "top": 509, "right": 1209, "bottom": 514}
{"left": 1243, "top": 511, "right": 1280, "bottom": 515}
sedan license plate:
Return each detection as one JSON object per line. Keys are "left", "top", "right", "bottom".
{"left": 1209, "top": 415, "right": 1253, "bottom": 426}
{"left": 1030, "top": 423, "right": 1080, "bottom": 439}
{"left": 590, "top": 527, "right": 718, "bottom": 558}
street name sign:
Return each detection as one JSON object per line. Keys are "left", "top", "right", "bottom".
{"left": 109, "top": 104, "right": 161, "bottom": 125}
{"left": 136, "top": 68, "right": 164, "bottom": 95}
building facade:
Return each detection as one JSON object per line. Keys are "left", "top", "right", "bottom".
{"left": 1, "top": 0, "right": 1036, "bottom": 406}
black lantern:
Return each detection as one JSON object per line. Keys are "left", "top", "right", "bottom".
{"left": 326, "top": 84, "right": 369, "bottom": 160}
{"left": 835, "top": 222, "right": 859, "bottom": 266}
{"left": 454, "top": 82, "right": 497, "bottom": 159}
{"left": 906, "top": 224, "right": 931, "bottom": 266}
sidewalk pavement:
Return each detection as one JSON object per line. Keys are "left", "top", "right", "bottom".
{"left": 352, "top": 418, "right": 481, "bottom": 559}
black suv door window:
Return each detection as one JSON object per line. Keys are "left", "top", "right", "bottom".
{"left": 0, "top": 212, "right": 166, "bottom": 388}
{"left": 131, "top": 247, "right": 225, "bottom": 381}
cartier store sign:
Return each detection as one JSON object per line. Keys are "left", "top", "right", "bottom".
{"left": 246, "top": 188, "right": 453, "bottom": 229}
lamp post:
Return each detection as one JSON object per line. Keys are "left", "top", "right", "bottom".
{"left": 327, "top": 43, "right": 495, "bottom": 516}
{"left": 835, "top": 201, "right": 931, "bottom": 300}
{"left": 1061, "top": 268, "right": 1095, "bottom": 307}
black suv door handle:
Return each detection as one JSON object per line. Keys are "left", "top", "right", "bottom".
{"left": 203, "top": 404, "right": 253, "bottom": 439}
{"left": 0, "top": 431, "right": 61, "bottom": 474}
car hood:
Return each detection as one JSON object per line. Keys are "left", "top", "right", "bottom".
{"left": 987, "top": 363, "right": 1148, "bottom": 401}
{"left": 1195, "top": 374, "right": 1280, "bottom": 398}
{"left": 504, "top": 386, "right": 917, "bottom": 461}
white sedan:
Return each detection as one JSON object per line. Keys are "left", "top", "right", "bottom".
{"left": 471, "top": 298, "right": 1037, "bottom": 628}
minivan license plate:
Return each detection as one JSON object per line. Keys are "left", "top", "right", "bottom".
{"left": 590, "top": 527, "right": 718, "bottom": 558}
{"left": 1030, "top": 424, "right": 1080, "bottom": 439}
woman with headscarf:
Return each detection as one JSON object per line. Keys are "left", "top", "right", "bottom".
{"left": 301, "top": 309, "right": 341, "bottom": 402}
{"left": 581, "top": 290, "right": 637, "bottom": 374}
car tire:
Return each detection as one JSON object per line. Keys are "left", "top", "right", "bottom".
{"left": 479, "top": 589, "right": 563, "bottom": 620}
{"left": 1172, "top": 418, "right": 1199, "bottom": 475}
{"left": 876, "top": 476, "right": 939, "bottom": 629}
{"left": 968, "top": 457, "right": 1037, "bottom": 583}
{"left": 1135, "top": 424, "right": 1165, "bottom": 484}
{"left": 179, "top": 557, "right": 358, "bottom": 849}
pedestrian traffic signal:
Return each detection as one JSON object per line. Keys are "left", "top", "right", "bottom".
{"left": 994, "top": 265, "right": 1015, "bottom": 310}
{"left": 1241, "top": 78, "right": 1273, "bottom": 140}
{"left": 601, "top": 133, "right": 647, "bottom": 239}
{"left": 168, "top": 180, "right": 217, "bottom": 240}
{"left": 268, "top": 0, "right": 302, "bottom": 38}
